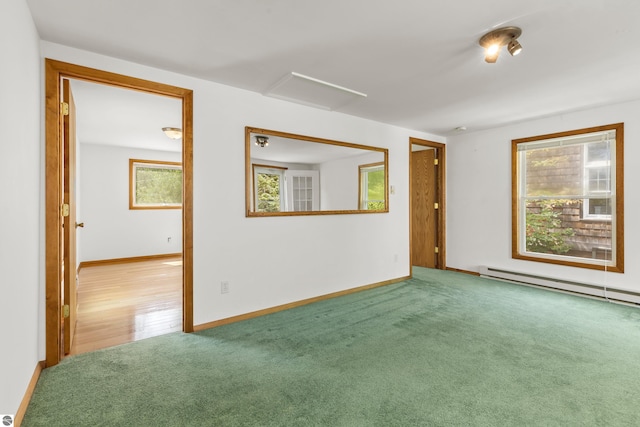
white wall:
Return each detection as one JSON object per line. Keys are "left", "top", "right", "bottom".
{"left": 447, "top": 100, "right": 640, "bottom": 293}
{"left": 79, "top": 144, "right": 182, "bottom": 262}
{"left": 0, "top": 0, "right": 41, "bottom": 416}
{"left": 40, "top": 42, "right": 444, "bottom": 328}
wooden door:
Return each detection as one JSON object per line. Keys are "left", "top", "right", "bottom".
{"left": 62, "top": 79, "right": 78, "bottom": 355}
{"left": 411, "top": 148, "right": 438, "bottom": 268}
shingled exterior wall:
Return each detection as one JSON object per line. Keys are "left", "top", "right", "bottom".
{"left": 525, "top": 145, "right": 611, "bottom": 260}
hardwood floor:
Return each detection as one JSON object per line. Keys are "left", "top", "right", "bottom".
{"left": 70, "top": 257, "right": 183, "bottom": 355}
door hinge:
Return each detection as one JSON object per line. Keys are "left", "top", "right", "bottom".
{"left": 63, "top": 304, "right": 70, "bottom": 318}
{"left": 61, "top": 102, "right": 69, "bottom": 116}
{"left": 435, "top": 247, "right": 439, "bottom": 254}
{"left": 434, "top": 158, "right": 439, "bottom": 166}
{"left": 61, "top": 203, "right": 70, "bottom": 217}
{"left": 434, "top": 202, "right": 439, "bottom": 210}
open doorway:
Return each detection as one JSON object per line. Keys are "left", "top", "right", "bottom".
{"left": 73, "top": 255, "right": 183, "bottom": 354}
{"left": 68, "top": 79, "right": 183, "bottom": 355}
{"left": 45, "top": 59, "right": 193, "bottom": 367}
{"left": 410, "top": 138, "right": 446, "bottom": 273}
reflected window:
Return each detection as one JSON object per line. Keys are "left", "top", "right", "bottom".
{"left": 359, "top": 162, "right": 385, "bottom": 210}
{"left": 253, "top": 165, "right": 286, "bottom": 212}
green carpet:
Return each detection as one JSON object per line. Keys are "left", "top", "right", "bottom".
{"left": 23, "top": 268, "right": 640, "bottom": 426}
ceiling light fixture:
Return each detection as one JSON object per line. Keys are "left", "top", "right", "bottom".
{"left": 162, "top": 127, "right": 182, "bottom": 140}
{"left": 507, "top": 39, "right": 523, "bottom": 56}
{"left": 479, "top": 26, "right": 523, "bottom": 63}
{"left": 255, "top": 135, "right": 269, "bottom": 147}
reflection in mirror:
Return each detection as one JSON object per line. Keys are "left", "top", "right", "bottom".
{"left": 246, "top": 127, "right": 388, "bottom": 216}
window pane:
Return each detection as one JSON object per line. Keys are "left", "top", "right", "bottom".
{"left": 587, "top": 167, "right": 610, "bottom": 193}
{"left": 586, "top": 141, "right": 610, "bottom": 163}
{"left": 524, "top": 145, "right": 583, "bottom": 196}
{"left": 257, "top": 172, "right": 281, "bottom": 212}
{"left": 367, "top": 169, "right": 385, "bottom": 201}
{"left": 587, "top": 198, "right": 611, "bottom": 216}
{"left": 359, "top": 164, "right": 385, "bottom": 210}
{"left": 524, "top": 198, "right": 611, "bottom": 260}
{"left": 525, "top": 199, "right": 580, "bottom": 255}
{"left": 135, "top": 166, "right": 182, "bottom": 205}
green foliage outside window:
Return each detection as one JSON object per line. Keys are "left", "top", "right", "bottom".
{"left": 360, "top": 166, "right": 385, "bottom": 210}
{"left": 366, "top": 169, "right": 385, "bottom": 209}
{"left": 135, "top": 166, "right": 182, "bottom": 206}
{"left": 367, "top": 201, "right": 385, "bottom": 210}
{"left": 525, "top": 200, "right": 574, "bottom": 254}
{"left": 257, "top": 172, "right": 281, "bottom": 212}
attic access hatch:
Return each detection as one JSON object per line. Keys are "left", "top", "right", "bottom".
{"left": 264, "top": 72, "right": 367, "bottom": 111}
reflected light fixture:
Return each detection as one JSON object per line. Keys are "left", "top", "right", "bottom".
{"left": 255, "top": 135, "right": 269, "bottom": 147}
{"left": 162, "top": 127, "right": 182, "bottom": 140}
{"left": 479, "top": 26, "right": 523, "bottom": 63}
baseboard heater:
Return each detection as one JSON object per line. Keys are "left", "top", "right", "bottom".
{"left": 479, "top": 266, "right": 640, "bottom": 306}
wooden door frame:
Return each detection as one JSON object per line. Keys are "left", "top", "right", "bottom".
{"left": 409, "top": 137, "right": 446, "bottom": 275}
{"left": 62, "top": 79, "right": 78, "bottom": 355}
{"left": 45, "top": 59, "right": 194, "bottom": 367}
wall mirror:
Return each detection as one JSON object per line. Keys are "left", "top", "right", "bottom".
{"left": 245, "top": 126, "right": 388, "bottom": 216}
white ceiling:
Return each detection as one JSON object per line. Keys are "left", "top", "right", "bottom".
{"left": 249, "top": 133, "right": 382, "bottom": 165}
{"left": 27, "top": 0, "right": 640, "bottom": 139}
{"left": 70, "top": 80, "right": 182, "bottom": 152}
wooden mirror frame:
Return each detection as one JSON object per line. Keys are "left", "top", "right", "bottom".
{"left": 245, "top": 126, "right": 389, "bottom": 217}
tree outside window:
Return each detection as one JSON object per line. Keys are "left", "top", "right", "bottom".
{"left": 359, "top": 162, "right": 385, "bottom": 210}
{"left": 253, "top": 165, "right": 285, "bottom": 212}
{"left": 129, "top": 159, "right": 182, "bottom": 209}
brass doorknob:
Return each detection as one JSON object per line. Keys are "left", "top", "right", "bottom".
{"left": 75, "top": 222, "right": 85, "bottom": 228}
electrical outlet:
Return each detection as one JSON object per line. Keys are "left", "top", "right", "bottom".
{"left": 221, "top": 281, "right": 229, "bottom": 294}
{"left": 394, "top": 254, "right": 398, "bottom": 262}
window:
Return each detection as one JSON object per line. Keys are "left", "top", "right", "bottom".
{"left": 129, "top": 159, "right": 182, "bottom": 209}
{"left": 359, "top": 162, "right": 385, "bottom": 210}
{"left": 253, "top": 164, "right": 286, "bottom": 212}
{"left": 512, "top": 123, "right": 623, "bottom": 272}
{"left": 583, "top": 141, "right": 611, "bottom": 219}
